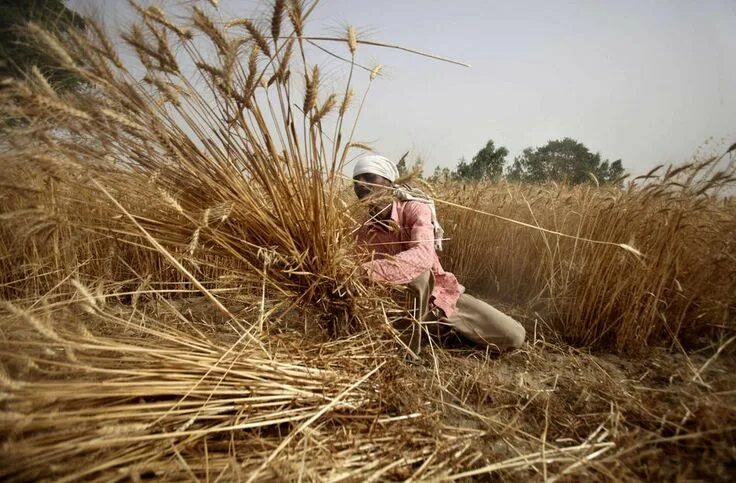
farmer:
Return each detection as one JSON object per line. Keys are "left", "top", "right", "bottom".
{"left": 354, "top": 154, "right": 525, "bottom": 355}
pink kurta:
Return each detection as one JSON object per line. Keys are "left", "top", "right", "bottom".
{"left": 357, "top": 200, "right": 464, "bottom": 317}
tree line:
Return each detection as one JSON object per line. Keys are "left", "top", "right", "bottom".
{"left": 414, "top": 138, "right": 626, "bottom": 186}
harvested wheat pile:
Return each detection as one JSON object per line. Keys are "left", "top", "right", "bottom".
{"left": 1, "top": 1, "right": 735, "bottom": 481}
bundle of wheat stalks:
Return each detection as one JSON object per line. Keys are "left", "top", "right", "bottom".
{"left": 0, "top": 0, "right": 378, "bottom": 328}
{"left": 0, "top": 0, "right": 467, "bottom": 479}
{"left": 2, "top": 0, "right": 735, "bottom": 480}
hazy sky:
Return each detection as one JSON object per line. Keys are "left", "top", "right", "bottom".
{"left": 308, "top": 0, "right": 736, "bottom": 175}
{"left": 71, "top": 0, "right": 736, "bottom": 176}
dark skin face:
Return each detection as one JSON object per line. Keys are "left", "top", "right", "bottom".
{"left": 353, "top": 173, "right": 393, "bottom": 220}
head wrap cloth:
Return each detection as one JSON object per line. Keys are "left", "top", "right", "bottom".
{"left": 353, "top": 155, "right": 400, "bottom": 183}
{"left": 353, "top": 154, "right": 445, "bottom": 251}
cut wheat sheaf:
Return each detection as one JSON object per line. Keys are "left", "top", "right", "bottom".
{"left": 1, "top": 0, "right": 735, "bottom": 481}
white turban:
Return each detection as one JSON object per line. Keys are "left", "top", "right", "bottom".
{"left": 353, "top": 155, "right": 399, "bottom": 183}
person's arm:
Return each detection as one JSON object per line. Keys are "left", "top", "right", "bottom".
{"left": 363, "top": 202, "right": 435, "bottom": 285}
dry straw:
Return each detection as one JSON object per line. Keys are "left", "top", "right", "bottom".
{"left": 0, "top": 1, "right": 483, "bottom": 479}
{"left": 1, "top": 0, "right": 735, "bottom": 480}
{"left": 434, "top": 156, "right": 735, "bottom": 351}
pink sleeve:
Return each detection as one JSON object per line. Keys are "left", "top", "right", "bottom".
{"left": 363, "top": 202, "right": 435, "bottom": 285}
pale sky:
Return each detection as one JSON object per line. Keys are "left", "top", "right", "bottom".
{"left": 70, "top": 0, "right": 736, "bottom": 176}
{"left": 309, "top": 0, "right": 736, "bottom": 176}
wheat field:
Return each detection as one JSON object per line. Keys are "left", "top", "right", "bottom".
{"left": 1, "top": 1, "right": 735, "bottom": 481}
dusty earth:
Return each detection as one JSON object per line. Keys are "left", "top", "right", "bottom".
{"left": 172, "top": 295, "right": 736, "bottom": 481}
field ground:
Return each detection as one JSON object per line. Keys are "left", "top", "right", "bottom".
{"left": 4, "top": 292, "right": 732, "bottom": 481}
{"left": 437, "top": 300, "right": 736, "bottom": 481}
{"left": 202, "top": 294, "right": 736, "bottom": 481}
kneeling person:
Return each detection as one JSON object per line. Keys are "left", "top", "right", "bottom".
{"left": 353, "top": 154, "right": 525, "bottom": 354}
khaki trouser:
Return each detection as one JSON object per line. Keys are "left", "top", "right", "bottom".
{"left": 396, "top": 271, "right": 526, "bottom": 355}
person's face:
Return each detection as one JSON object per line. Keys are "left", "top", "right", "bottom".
{"left": 353, "top": 173, "right": 392, "bottom": 201}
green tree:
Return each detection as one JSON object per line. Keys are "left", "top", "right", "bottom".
{"left": 428, "top": 165, "right": 452, "bottom": 183}
{"left": 395, "top": 151, "right": 410, "bottom": 176}
{"left": 0, "top": 0, "right": 86, "bottom": 90}
{"left": 410, "top": 155, "right": 425, "bottom": 179}
{"left": 455, "top": 139, "right": 509, "bottom": 181}
{"left": 507, "top": 138, "right": 625, "bottom": 185}
{"left": 396, "top": 152, "right": 426, "bottom": 179}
